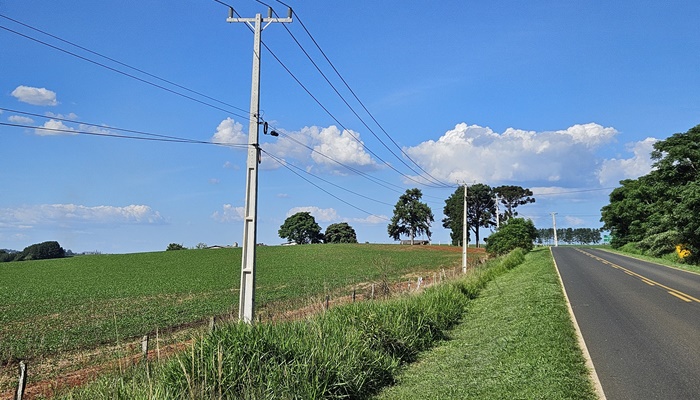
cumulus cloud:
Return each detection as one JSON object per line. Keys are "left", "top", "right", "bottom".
{"left": 11, "top": 85, "right": 59, "bottom": 106}
{"left": 352, "top": 214, "right": 388, "bottom": 224}
{"left": 212, "top": 204, "right": 245, "bottom": 222}
{"left": 35, "top": 119, "right": 76, "bottom": 136}
{"left": 266, "top": 125, "right": 379, "bottom": 173}
{"left": 212, "top": 117, "right": 247, "bottom": 145}
{"left": 0, "top": 204, "right": 164, "bottom": 227}
{"left": 286, "top": 206, "right": 340, "bottom": 222}
{"left": 597, "top": 138, "right": 657, "bottom": 186}
{"left": 8, "top": 115, "right": 34, "bottom": 124}
{"left": 45, "top": 112, "right": 78, "bottom": 120}
{"left": 403, "top": 122, "right": 619, "bottom": 186}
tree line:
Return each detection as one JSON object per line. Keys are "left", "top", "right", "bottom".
{"left": 601, "top": 124, "right": 700, "bottom": 263}
{"left": 0, "top": 241, "right": 66, "bottom": 262}
{"left": 536, "top": 228, "right": 602, "bottom": 245}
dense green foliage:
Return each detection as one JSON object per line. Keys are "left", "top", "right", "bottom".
{"left": 536, "top": 227, "right": 602, "bottom": 245}
{"left": 443, "top": 184, "right": 536, "bottom": 247}
{"left": 324, "top": 222, "right": 358, "bottom": 243}
{"left": 166, "top": 243, "right": 186, "bottom": 251}
{"left": 493, "top": 185, "right": 536, "bottom": 221}
{"left": 279, "top": 211, "right": 324, "bottom": 244}
{"left": 377, "top": 248, "right": 596, "bottom": 400}
{"left": 0, "top": 244, "right": 461, "bottom": 363}
{"left": 387, "top": 188, "right": 434, "bottom": 244}
{"left": 57, "top": 250, "right": 526, "bottom": 399}
{"left": 485, "top": 218, "right": 537, "bottom": 255}
{"left": 6, "top": 241, "right": 66, "bottom": 262}
{"left": 601, "top": 124, "right": 700, "bottom": 262}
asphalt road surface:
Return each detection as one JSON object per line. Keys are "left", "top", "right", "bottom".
{"left": 552, "top": 247, "right": 700, "bottom": 399}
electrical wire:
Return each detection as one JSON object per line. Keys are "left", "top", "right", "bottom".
{"left": 211, "top": 1, "right": 452, "bottom": 189}
{"left": 262, "top": 149, "right": 391, "bottom": 222}
{"left": 1, "top": 116, "right": 248, "bottom": 148}
{"left": 0, "top": 16, "right": 251, "bottom": 121}
{"left": 272, "top": 1, "right": 454, "bottom": 189}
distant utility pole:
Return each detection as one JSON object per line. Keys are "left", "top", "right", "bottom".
{"left": 462, "top": 183, "right": 468, "bottom": 273}
{"left": 227, "top": 6, "right": 292, "bottom": 324}
{"left": 551, "top": 212, "right": 558, "bottom": 247}
{"left": 495, "top": 195, "right": 500, "bottom": 229}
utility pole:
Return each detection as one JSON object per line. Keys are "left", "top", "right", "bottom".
{"left": 227, "top": 6, "right": 292, "bottom": 324}
{"left": 551, "top": 212, "right": 558, "bottom": 247}
{"left": 462, "top": 183, "right": 468, "bottom": 273}
{"left": 495, "top": 195, "right": 500, "bottom": 229}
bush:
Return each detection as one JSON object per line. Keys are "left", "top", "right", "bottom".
{"left": 166, "top": 243, "right": 186, "bottom": 251}
{"left": 485, "top": 218, "right": 537, "bottom": 256}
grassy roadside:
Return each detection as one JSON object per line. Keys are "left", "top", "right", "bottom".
{"left": 53, "top": 250, "right": 524, "bottom": 399}
{"left": 375, "top": 248, "right": 597, "bottom": 400}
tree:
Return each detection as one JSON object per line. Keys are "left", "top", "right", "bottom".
{"left": 166, "top": 243, "right": 186, "bottom": 251}
{"left": 388, "top": 188, "right": 434, "bottom": 244}
{"left": 443, "top": 183, "right": 496, "bottom": 247}
{"left": 493, "top": 185, "right": 536, "bottom": 223}
{"left": 279, "top": 212, "right": 323, "bottom": 244}
{"left": 16, "top": 241, "right": 66, "bottom": 261}
{"left": 324, "top": 222, "right": 358, "bottom": 244}
{"left": 485, "top": 218, "right": 537, "bottom": 256}
{"left": 600, "top": 124, "right": 700, "bottom": 262}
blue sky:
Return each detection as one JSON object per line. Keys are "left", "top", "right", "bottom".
{"left": 1, "top": 0, "right": 699, "bottom": 253}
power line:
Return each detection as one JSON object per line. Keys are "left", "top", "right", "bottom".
{"left": 262, "top": 149, "right": 391, "bottom": 222}
{"left": 0, "top": 116, "right": 248, "bottom": 148}
{"left": 273, "top": 2, "right": 453, "bottom": 189}
{"left": 0, "top": 16, "right": 251, "bottom": 121}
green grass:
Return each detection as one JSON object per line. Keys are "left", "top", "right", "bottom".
{"left": 54, "top": 250, "right": 526, "bottom": 399}
{"left": 0, "top": 244, "right": 461, "bottom": 363}
{"left": 375, "top": 248, "right": 596, "bottom": 400}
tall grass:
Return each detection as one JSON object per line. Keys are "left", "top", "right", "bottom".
{"left": 58, "top": 249, "right": 526, "bottom": 399}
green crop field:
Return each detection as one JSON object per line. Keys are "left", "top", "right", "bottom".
{"left": 0, "top": 244, "right": 462, "bottom": 365}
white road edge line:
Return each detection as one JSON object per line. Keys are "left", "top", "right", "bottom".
{"left": 550, "top": 247, "right": 607, "bottom": 400}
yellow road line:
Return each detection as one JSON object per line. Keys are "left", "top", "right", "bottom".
{"left": 576, "top": 249, "right": 700, "bottom": 304}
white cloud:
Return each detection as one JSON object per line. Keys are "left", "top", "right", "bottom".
{"left": 212, "top": 204, "right": 245, "bottom": 222}
{"left": 45, "top": 112, "right": 78, "bottom": 120}
{"left": 11, "top": 85, "right": 59, "bottom": 106}
{"left": 403, "top": 122, "right": 619, "bottom": 186}
{"left": 597, "top": 138, "right": 657, "bottom": 186}
{"left": 563, "top": 216, "right": 585, "bottom": 226}
{"left": 352, "top": 214, "right": 388, "bottom": 224}
{"left": 0, "top": 204, "right": 164, "bottom": 227}
{"left": 266, "top": 125, "right": 379, "bottom": 173}
{"left": 8, "top": 115, "right": 34, "bottom": 124}
{"left": 35, "top": 119, "right": 76, "bottom": 136}
{"left": 287, "top": 206, "right": 339, "bottom": 222}
{"left": 212, "top": 117, "right": 247, "bottom": 146}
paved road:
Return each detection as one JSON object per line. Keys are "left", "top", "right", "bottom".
{"left": 552, "top": 247, "right": 700, "bottom": 399}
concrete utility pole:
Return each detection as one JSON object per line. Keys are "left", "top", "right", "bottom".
{"left": 551, "top": 212, "right": 559, "bottom": 247}
{"left": 462, "top": 183, "right": 468, "bottom": 273}
{"left": 495, "top": 195, "right": 500, "bottom": 229}
{"left": 227, "top": 7, "right": 292, "bottom": 324}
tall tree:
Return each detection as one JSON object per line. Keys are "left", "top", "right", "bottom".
{"left": 443, "top": 183, "right": 496, "bottom": 248}
{"left": 493, "top": 185, "right": 536, "bottom": 223}
{"left": 324, "top": 222, "right": 358, "bottom": 244}
{"left": 279, "top": 212, "right": 323, "bottom": 244}
{"left": 388, "top": 188, "right": 434, "bottom": 244}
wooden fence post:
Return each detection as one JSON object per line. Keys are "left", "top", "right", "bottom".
{"left": 325, "top": 295, "right": 330, "bottom": 310}
{"left": 15, "top": 360, "right": 27, "bottom": 400}
{"left": 371, "top": 283, "right": 375, "bottom": 300}
{"left": 352, "top": 288, "right": 356, "bottom": 303}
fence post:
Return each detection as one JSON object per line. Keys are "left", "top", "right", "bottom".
{"left": 352, "top": 288, "right": 356, "bottom": 303}
{"left": 209, "top": 316, "right": 216, "bottom": 332}
{"left": 325, "top": 295, "right": 330, "bottom": 310}
{"left": 141, "top": 335, "right": 149, "bottom": 363}
{"left": 371, "top": 284, "right": 375, "bottom": 300}
{"left": 15, "top": 360, "right": 27, "bottom": 400}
